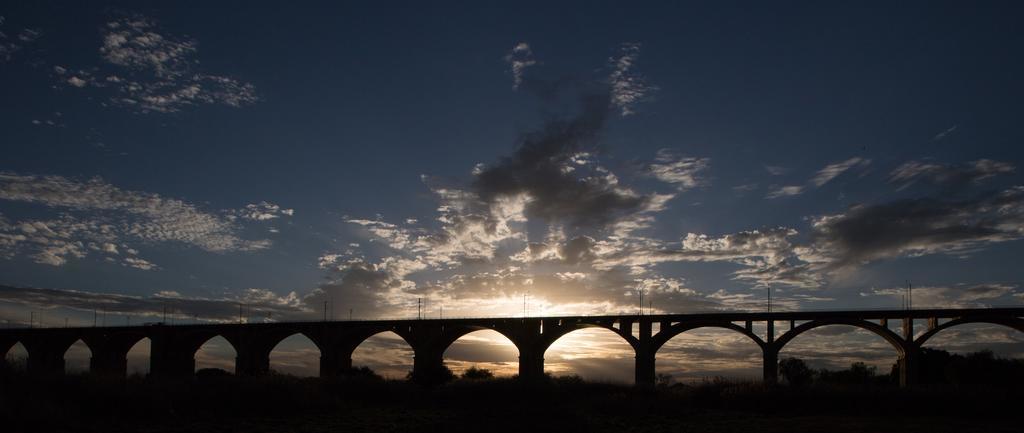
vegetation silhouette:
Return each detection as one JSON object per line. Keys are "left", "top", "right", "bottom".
{"left": 1, "top": 350, "right": 1022, "bottom": 432}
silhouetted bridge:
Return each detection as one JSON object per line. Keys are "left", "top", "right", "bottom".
{"left": 2, "top": 308, "right": 1022, "bottom": 386}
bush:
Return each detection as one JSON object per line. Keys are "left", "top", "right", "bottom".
{"left": 462, "top": 366, "right": 494, "bottom": 380}
{"left": 778, "top": 357, "right": 812, "bottom": 387}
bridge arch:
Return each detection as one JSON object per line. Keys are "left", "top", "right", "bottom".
{"left": 652, "top": 321, "right": 766, "bottom": 353}
{"left": 543, "top": 326, "right": 637, "bottom": 382}
{"left": 3, "top": 341, "right": 28, "bottom": 371}
{"left": 774, "top": 319, "right": 907, "bottom": 357}
{"left": 349, "top": 329, "right": 415, "bottom": 379}
{"left": 63, "top": 338, "right": 93, "bottom": 374}
{"left": 126, "top": 337, "right": 152, "bottom": 376}
{"left": 194, "top": 334, "right": 238, "bottom": 374}
{"left": 914, "top": 316, "right": 1024, "bottom": 349}
{"left": 268, "top": 332, "right": 322, "bottom": 377}
{"left": 441, "top": 328, "right": 519, "bottom": 378}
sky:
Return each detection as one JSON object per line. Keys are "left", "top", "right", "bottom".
{"left": 2, "top": 1, "right": 1024, "bottom": 382}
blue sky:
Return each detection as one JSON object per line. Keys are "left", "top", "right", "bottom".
{"left": 2, "top": 2, "right": 1023, "bottom": 379}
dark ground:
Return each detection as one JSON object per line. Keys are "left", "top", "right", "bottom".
{"left": 1, "top": 371, "right": 1022, "bottom": 433}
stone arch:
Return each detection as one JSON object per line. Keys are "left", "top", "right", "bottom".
{"left": 193, "top": 334, "right": 239, "bottom": 374}
{"left": 440, "top": 328, "right": 520, "bottom": 378}
{"left": 543, "top": 326, "right": 638, "bottom": 382}
{"left": 268, "top": 332, "right": 322, "bottom": 377}
{"left": 63, "top": 338, "right": 93, "bottom": 374}
{"left": 125, "top": 337, "right": 152, "bottom": 376}
{"left": 3, "top": 340, "right": 28, "bottom": 371}
{"left": 652, "top": 321, "right": 766, "bottom": 354}
{"left": 348, "top": 329, "right": 416, "bottom": 379}
{"left": 914, "top": 316, "right": 1024, "bottom": 349}
{"left": 774, "top": 319, "right": 907, "bottom": 356}
{"left": 541, "top": 321, "right": 639, "bottom": 354}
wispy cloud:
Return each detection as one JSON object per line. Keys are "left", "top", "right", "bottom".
{"left": 0, "top": 173, "right": 286, "bottom": 268}
{"left": 648, "top": 149, "right": 711, "bottom": 191}
{"left": 0, "top": 285, "right": 310, "bottom": 324}
{"left": 889, "top": 159, "right": 1014, "bottom": 190}
{"left": 53, "top": 15, "right": 257, "bottom": 113}
{"left": 608, "top": 42, "right": 657, "bottom": 116}
{"left": 504, "top": 42, "right": 536, "bottom": 90}
{"left": 766, "top": 157, "right": 870, "bottom": 199}
{"left": 860, "top": 283, "right": 1018, "bottom": 309}
{"left": 932, "top": 124, "right": 958, "bottom": 141}
{"left": 0, "top": 16, "right": 41, "bottom": 62}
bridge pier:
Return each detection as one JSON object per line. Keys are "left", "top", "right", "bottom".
{"left": 22, "top": 340, "right": 67, "bottom": 376}
{"left": 411, "top": 347, "right": 446, "bottom": 384}
{"left": 898, "top": 347, "right": 919, "bottom": 387}
{"left": 635, "top": 321, "right": 655, "bottom": 387}
{"left": 235, "top": 348, "right": 271, "bottom": 376}
{"left": 319, "top": 348, "right": 353, "bottom": 377}
{"left": 635, "top": 351, "right": 656, "bottom": 387}
{"left": 762, "top": 346, "right": 779, "bottom": 385}
{"left": 518, "top": 351, "right": 545, "bottom": 382}
{"left": 149, "top": 336, "right": 195, "bottom": 377}
{"left": 89, "top": 347, "right": 128, "bottom": 377}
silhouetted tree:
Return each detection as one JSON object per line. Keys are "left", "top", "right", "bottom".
{"left": 462, "top": 366, "right": 494, "bottom": 380}
{"left": 656, "top": 373, "right": 675, "bottom": 388}
{"left": 778, "top": 357, "right": 813, "bottom": 387}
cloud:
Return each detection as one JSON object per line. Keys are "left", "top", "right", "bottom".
{"left": 504, "top": 42, "right": 536, "bottom": 90}
{"left": 608, "top": 42, "right": 657, "bottom": 116}
{"left": 810, "top": 157, "right": 870, "bottom": 187}
{"left": 798, "top": 187, "right": 1024, "bottom": 269}
{"left": 231, "top": 201, "right": 295, "bottom": 221}
{"left": 0, "top": 285, "right": 310, "bottom": 324}
{"left": 0, "top": 172, "right": 276, "bottom": 268}
{"left": 860, "top": 283, "right": 1018, "bottom": 308}
{"left": 766, "top": 157, "right": 870, "bottom": 199}
{"left": 889, "top": 159, "right": 1014, "bottom": 190}
{"left": 54, "top": 15, "right": 257, "bottom": 113}
{"left": 647, "top": 149, "right": 711, "bottom": 191}
{"left": 472, "top": 93, "right": 658, "bottom": 230}
{"left": 0, "top": 17, "right": 41, "bottom": 62}
{"left": 764, "top": 165, "right": 788, "bottom": 176}
{"left": 765, "top": 185, "right": 804, "bottom": 199}
{"left": 932, "top": 125, "right": 958, "bottom": 141}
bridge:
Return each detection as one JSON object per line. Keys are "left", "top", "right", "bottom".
{"left": 2, "top": 307, "right": 1022, "bottom": 386}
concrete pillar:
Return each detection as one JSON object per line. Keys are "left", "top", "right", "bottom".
{"left": 635, "top": 351, "right": 655, "bottom": 387}
{"left": 26, "top": 344, "right": 65, "bottom": 376}
{"left": 410, "top": 346, "right": 445, "bottom": 384}
{"left": 635, "top": 320, "right": 655, "bottom": 387}
{"left": 762, "top": 345, "right": 779, "bottom": 385}
{"left": 149, "top": 337, "right": 194, "bottom": 377}
{"left": 518, "top": 350, "right": 545, "bottom": 382}
{"left": 235, "top": 347, "right": 271, "bottom": 376}
{"left": 898, "top": 346, "right": 920, "bottom": 387}
{"left": 89, "top": 347, "right": 128, "bottom": 377}
{"left": 319, "top": 348, "right": 353, "bottom": 377}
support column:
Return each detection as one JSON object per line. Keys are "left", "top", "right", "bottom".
{"left": 762, "top": 345, "right": 779, "bottom": 385}
{"left": 518, "top": 350, "right": 545, "bottom": 382}
{"left": 319, "top": 347, "right": 353, "bottom": 377}
{"left": 26, "top": 344, "right": 65, "bottom": 377}
{"left": 898, "top": 346, "right": 920, "bottom": 387}
{"left": 410, "top": 347, "right": 446, "bottom": 385}
{"left": 149, "top": 336, "right": 194, "bottom": 377}
{"left": 235, "top": 347, "right": 271, "bottom": 376}
{"left": 635, "top": 320, "right": 655, "bottom": 387}
{"left": 89, "top": 348, "right": 128, "bottom": 377}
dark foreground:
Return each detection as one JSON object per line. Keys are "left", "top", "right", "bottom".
{"left": 1, "top": 373, "right": 1021, "bottom": 433}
